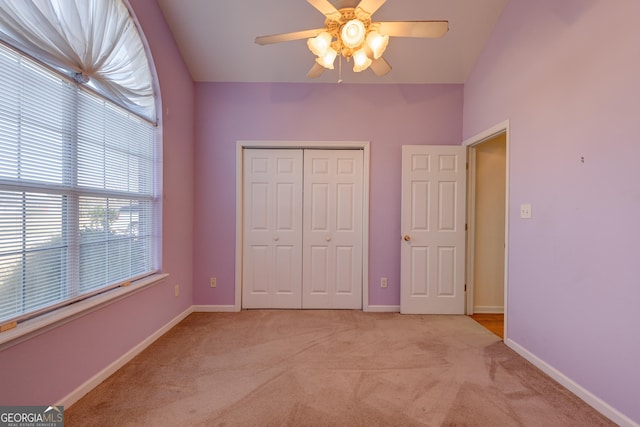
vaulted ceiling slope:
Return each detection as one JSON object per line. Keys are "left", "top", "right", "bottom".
{"left": 157, "top": 0, "right": 509, "bottom": 84}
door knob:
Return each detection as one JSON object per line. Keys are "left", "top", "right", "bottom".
{"left": 273, "top": 236, "right": 279, "bottom": 241}
{"left": 403, "top": 235, "right": 411, "bottom": 241}
{"left": 325, "top": 235, "right": 332, "bottom": 242}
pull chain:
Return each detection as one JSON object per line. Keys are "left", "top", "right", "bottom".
{"left": 338, "top": 54, "right": 343, "bottom": 83}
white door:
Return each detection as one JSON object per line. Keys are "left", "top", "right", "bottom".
{"left": 303, "top": 150, "right": 363, "bottom": 309}
{"left": 242, "top": 149, "right": 303, "bottom": 308}
{"left": 400, "top": 145, "right": 466, "bottom": 314}
{"left": 242, "top": 148, "right": 363, "bottom": 309}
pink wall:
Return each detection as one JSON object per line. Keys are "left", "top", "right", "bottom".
{"left": 0, "top": 0, "right": 195, "bottom": 405}
{"left": 464, "top": 0, "right": 640, "bottom": 423}
{"left": 193, "top": 83, "right": 463, "bottom": 307}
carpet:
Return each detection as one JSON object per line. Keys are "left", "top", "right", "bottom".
{"left": 65, "top": 310, "right": 614, "bottom": 426}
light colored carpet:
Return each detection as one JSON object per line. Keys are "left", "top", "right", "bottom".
{"left": 66, "top": 310, "right": 614, "bottom": 426}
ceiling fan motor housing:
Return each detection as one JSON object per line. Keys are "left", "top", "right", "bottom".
{"left": 325, "top": 8, "right": 372, "bottom": 59}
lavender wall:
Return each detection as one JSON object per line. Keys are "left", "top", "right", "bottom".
{"left": 0, "top": 0, "right": 195, "bottom": 405}
{"left": 464, "top": 0, "right": 640, "bottom": 422}
{"left": 193, "top": 83, "right": 463, "bottom": 307}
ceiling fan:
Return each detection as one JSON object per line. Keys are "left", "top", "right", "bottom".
{"left": 255, "top": 0, "right": 449, "bottom": 78}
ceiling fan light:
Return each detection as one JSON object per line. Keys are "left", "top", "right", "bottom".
{"left": 341, "top": 19, "right": 366, "bottom": 49}
{"left": 307, "top": 32, "right": 332, "bottom": 57}
{"left": 316, "top": 47, "right": 338, "bottom": 69}
{"left": 352, "top": 48, "right": 372, "bottom": 72}
{"left": 366, "top": 31, "right": 389, "bottom": 59}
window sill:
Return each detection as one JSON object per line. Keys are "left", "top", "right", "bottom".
{"left": 0, "top": 273, "right": 169, "bottom": 351}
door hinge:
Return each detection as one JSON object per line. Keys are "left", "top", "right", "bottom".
{"left": 465, "top": 223, "right": 468, "bottom": 231}
{"left": 464, "top": 284, "right": 467, "bottom": 292}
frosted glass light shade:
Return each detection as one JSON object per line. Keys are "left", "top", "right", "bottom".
{"left": 366, "top": 31, "right": 389, "bottom": 59}
{"left": 353, "top": 48, "right": 372, "bottom": 72}
{"left": 316, "top": 47, "right": 338, "bottom": 69}
{"left": 307, "top": 32, "right": 332, "bottom": 57}
{"left": 341, "top": 19, "right": 366, "bottom": 48}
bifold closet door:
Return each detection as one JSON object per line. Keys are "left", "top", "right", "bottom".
{"left": 303, "top": 150, "right": 363, "bottom": 309}
{"left": 242, "top": 148, "right": 363, "bottom": 309}
{"left": 242, "top": 149, "right": 303, "bottom": 309}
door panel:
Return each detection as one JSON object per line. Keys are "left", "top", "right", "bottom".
{"left": 335, "top": 246, "right": 354, "bottom": 293}
{"left": 437, "top": 247, "right": 456, "bottom": 295}
{"left": 411, "top": 247, "right": 429, "bottom": 295}
{"left": 242, "top": 149, "right": 303, "bottom": 308}
{"left": 303, "top": 150, "right": 363, "bottom": 309}
{"left": 401, "top": 145, "right": 466, "bottom": 314}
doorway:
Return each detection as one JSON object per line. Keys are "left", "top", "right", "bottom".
{"left": 235, "top": 141, "right": 371, "bottom": 311}
{"left": 465, "top": 122, "right": 509, "bottom": 340}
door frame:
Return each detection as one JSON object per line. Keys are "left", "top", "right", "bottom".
{"left": 235, "top": 140, "right": 370, "bottom": 312}
{"left": 463, "top": 121, "right": 510, "bottom": 340}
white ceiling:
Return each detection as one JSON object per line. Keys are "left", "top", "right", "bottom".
{"left": 156, "top": 0, "right": 509, "bottom": 84}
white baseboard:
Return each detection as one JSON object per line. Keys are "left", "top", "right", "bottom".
{"left": 195, "top": 305, "right": 401, "bottom": 313}
{"left": 473, "top": 305, "right": 504, "bottom": 314}
{"left": 59, "top": 306, "right": 193, "bottom": 408}
{"left": 365, "top": 305, "right": 400, "bottom": 313}
{"left": 505, "top": 338, "right": 638, "bottom": 427}
{"left": 193, "top": 305, "right": 239, "bottom": 312}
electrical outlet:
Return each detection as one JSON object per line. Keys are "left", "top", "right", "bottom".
{"left": 381, "top": 277, "right": 388, "bottom": 288}
{"left": 210, "top": 277, "right": 217, "bottom": 288}
{"left": 520, "top": 204, "right": 532, "bottom": 219}
{"left": 174, "top": 285, "right": 179, "bottom": 297}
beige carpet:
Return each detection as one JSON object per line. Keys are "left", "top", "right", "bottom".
{"left": 66, "top": 310, "right": 614, "bottom": 426}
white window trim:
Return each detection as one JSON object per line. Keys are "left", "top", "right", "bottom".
{"left": 0, "top": 272, "right": 168, "bottom": 351}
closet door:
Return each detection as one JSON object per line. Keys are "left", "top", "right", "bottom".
{"left": 242, "top": 149, "right": 303, "bottom": 308}
{"left": 303, "top": 150, "right": 363, "bottom": 309}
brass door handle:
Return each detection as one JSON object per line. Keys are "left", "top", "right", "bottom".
{"left": 403, "top": 235, "right": 411, "bottom": 242}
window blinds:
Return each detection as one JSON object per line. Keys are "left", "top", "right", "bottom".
{"left": 0, "top": 42, "right": 159, "bottom": 324}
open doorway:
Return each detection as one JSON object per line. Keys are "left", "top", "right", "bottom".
{"left": 465, "top": 122, "right": 509, "bottom": 340}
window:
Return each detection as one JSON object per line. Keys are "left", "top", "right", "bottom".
{"left": 0, "top": 2, "right": 159, "bottom": 325}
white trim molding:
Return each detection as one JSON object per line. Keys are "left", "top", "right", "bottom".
{"left": 463, "top": 120, "right": 510, "bottom": 341}
{"left": 365, "top": 305, "right": 401, "bottom": 313}
{"left": 59, "top": 306, "right": 193, "bottom": 408}
{"left": 505, "top": 338, "right": 639, "bottom": 427}
{"left": 193, "top": 305, "right": 239, "bottom": 313}
{"left": 473, "top": 306, "right": 504, "bottom": 314}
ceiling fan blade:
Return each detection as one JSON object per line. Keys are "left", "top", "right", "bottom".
{"left": 355, "top": 0, "right": 386, "bottom": 17}
{"left": 307, "top": 63, "right": 325, "bottom": 78}
{"left": 255, "top": 28, "right": 326, "bottom": 45}
{"left": 307, "top": 0, "right": 341, "bottom": 21}
{"left": 370, "top": 56, "right": 391, "bottom": 77}
{"left": 378, "top": 21, "right": 449, "bottom": 38}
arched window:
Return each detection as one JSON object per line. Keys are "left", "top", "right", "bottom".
{"left": 0, "top": 0, "right": 160, "bottom": 325}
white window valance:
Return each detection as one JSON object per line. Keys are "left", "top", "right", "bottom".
{"left": 0, "top": 0, "right": 156, "bottom": 122}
